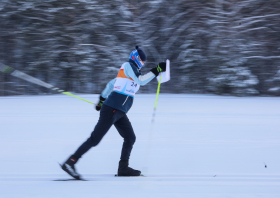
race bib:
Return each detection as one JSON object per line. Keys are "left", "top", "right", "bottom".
{"left": 113, "top": 63, "right": 140, "bottom": 97}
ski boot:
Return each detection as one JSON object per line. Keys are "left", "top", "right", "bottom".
{"left": 61, "top": 155, "right": 81, "bottom": 180}
{"left": 117, "top": 160, "right": 141, "bottom": 176}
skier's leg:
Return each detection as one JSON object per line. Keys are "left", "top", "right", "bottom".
{"left": 61, "top": 105, "right": 115, "bottom": 179}
{"left": 73, "top": 105, "right": 116, "bottom": 159}
{"left": 114, "top": 114, "right": 136, "bottom": 161}
{"left": 62, "top": 105, "right": 117, "bottom": 179}
{"left": 114, "top": 115, "right": 140, "bottom": 176}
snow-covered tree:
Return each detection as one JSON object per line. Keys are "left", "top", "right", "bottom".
{"left": 0, "top": 0, "right": 280, "bottom": 96}
{"left": 267, "top": 66, "right": 280, "bottom": 95}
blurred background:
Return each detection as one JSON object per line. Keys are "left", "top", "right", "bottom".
{"left": 0, "top": 0, "right": 279, "bottom": 96}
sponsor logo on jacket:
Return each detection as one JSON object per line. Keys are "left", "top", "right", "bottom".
{"left": 126, "top": 89, "right": 135, "bottom": 93}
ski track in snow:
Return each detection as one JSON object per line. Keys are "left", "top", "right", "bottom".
{"left": 1, "top": 94, "right": 280, "bottom": 198}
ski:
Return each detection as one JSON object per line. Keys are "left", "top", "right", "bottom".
{"left": 53, "top": 178, "right": 87, "bottom": 181}
{"left": 115, "top": 174, "right": 146, "bottom": 177}
{"left": 54, "top": 174, "right": 145, "bottom": 181}
{"left": 0, "top": 62, "right": 94, "bottom": 104}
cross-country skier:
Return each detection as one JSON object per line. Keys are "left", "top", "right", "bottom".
{"left": 61, "top": 46, "right": 166, "bottom": 179}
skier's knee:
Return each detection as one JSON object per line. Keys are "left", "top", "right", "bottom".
{"left": 125, "top": 135, "right": 136, "bottom": 145}
{"left": 132, "top": 135, "right": 136, "bottom": 144}
{"left": 87, "top": 136, "right": 100, "bottom": 147}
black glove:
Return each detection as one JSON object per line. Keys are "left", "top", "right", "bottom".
{"left": 150, "top": 62, "right": 166, "bottom": 77}
{"left": 95, "top": 95, "right": 106, "bottom": 111}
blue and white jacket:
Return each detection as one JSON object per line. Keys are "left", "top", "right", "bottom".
{"left": 101, "top": 60, "right": 155, "bottom": 113}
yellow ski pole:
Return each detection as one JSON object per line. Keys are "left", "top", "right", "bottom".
{"left": 62, "top": 92, "right": 94, "bottom": 104}
{"left": 0, "top": 62, "right": 95, "bottom": 105}
{"left": 152, "top": 75, "right": 162, "bottom": 123}
{"left": 143, "top": 60, "right": 170, "bottom": 176}
{"left": 143, "top": 75, "right": 162, "bottom": 175}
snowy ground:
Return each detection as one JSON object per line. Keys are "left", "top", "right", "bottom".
{"left": 0, "top": 94, "right": 280, "bottom": 198}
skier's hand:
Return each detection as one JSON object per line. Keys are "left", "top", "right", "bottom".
{"left": 150, "top": 62, "right": 166, "bottom": 76}
{"left": 158, "top": 62, "right": 166, "bottom": 72}
{"left": 95, "top": 95, "right": 106, "bottom": 111}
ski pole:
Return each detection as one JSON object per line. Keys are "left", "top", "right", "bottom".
{"left": 142, "top": 75, "right": 162, "bottom": 175}
{"left": 151, "top": 75, "right": 162, "bottom": 123}
{"left": 0, "top": 62, "right": 95, "bottom": 105}
{"left": 143, "top": 60, "right": 170, "bottom": 175}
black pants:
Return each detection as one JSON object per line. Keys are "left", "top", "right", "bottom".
{"left": 73, "top": 104, "right": 136, "bottom": 161}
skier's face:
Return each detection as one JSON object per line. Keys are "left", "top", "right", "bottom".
{"left": 137, "top": 56, "right": 145, "bottom": 69}
{"left": 139, "top": 59, "right": 145, "bottom": 67}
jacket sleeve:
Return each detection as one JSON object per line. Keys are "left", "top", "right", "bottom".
{"left": 101, "top": 78, "right": 116, "bottom": 98}
{"left": 123, "top": 63, "right": 155, "bottom": 86}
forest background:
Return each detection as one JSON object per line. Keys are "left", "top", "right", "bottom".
{"left": 0, "top": 0, "right": 280, "bottom": 96}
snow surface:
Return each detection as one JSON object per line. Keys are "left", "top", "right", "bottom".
{"left": 1, "top": 94, "right": 280, "bottom": 198}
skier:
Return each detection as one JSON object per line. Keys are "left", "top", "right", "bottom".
{"left": 61, "top": 46, "right": 166, "bottom": 179}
